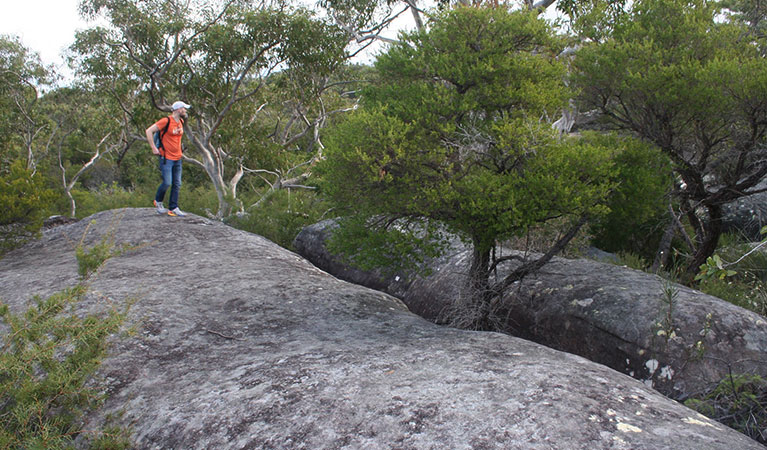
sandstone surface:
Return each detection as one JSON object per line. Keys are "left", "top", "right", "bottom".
{"left": 294, "top": 220, "right": 767, "bottom": 401}
{"left": 0, "top": 209, "right": 763, "bottom": 449}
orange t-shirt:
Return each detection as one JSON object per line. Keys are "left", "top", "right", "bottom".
{"left": 154, "top": 116, "right": 184, "bottom": 161}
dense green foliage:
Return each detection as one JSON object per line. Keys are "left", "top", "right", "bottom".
{"left": 0, "top": 287, "right": 131, "bottom": 449}
{"left": 584, "top": 132, "right": 671, "bottom": 259}
{"left": 695, "top": 231, "right": 767, "bottom": 316}
{"left": 319, "top": 7, "right": 660, "bottom": 328}
{"left": 0, "top": 286, "right": 131, "bottom": 449}
{"left": 226, "top": 188, "right": 331, "bottom": 250}
{"left": 0, "top": 161, "right": 57, "bottom": 254}
{"left": 572, "top": 0, "right": 767, "bottom": 274}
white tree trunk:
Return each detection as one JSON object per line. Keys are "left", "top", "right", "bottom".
{"left": 59, "top": 134, "right": 112, "bottom": 218}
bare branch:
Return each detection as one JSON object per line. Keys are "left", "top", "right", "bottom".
{"left": 490, "top": 215, "right": 589, "bottom": 296}
{"left": 531, "top": 0, "right": 557, "bottom": 12}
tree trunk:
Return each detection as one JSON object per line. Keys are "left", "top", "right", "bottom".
{"left": 651, "top": 220, "right": 675, "bottom": 272}
{"left": 66, "top": 190, "right": 76, "bottom": 218}
{"left": 186, "top": 130, "right": 234, "bottom": 219}
{"left": 467, "top": 237, "right": 494, "bottom": 330}
{"left": 687, "top": 203, "right": 723, "bottom": 275}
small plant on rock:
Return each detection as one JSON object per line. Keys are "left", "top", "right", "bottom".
{"left": 0, "top": 286, "right": 132, "bottom": 448}
{"left": 1, "top": 220, "right": 134, "bottom": 448}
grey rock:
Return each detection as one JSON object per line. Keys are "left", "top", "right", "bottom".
{"left": 294, "top": 220, "right": 767, "bottom": 402}
{"left": 43, "top": 215, "right": 79, "bottom": 229}
{"left": 291, "top": 219, "right": 409, "bottom": 296}
{"left": 722, "top": 180, "right": 767, "bottom": 241}
{"left": 0, "top": 208, "right": 764, "bottom": 449}
{"left": 584, "top": 246, "right": 620, "bottom": 264}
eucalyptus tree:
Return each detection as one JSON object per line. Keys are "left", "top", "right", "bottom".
{"left": 0, "top": 36, "right": 59, "bottom": 248}
{"left": 319, "top": 0, "right": 568, "bottom": 58}
{"left": 0, "top": 35, "right": 55, "bottom": 174}
{"left": 75, "top": 0, "right": 348, "bottom": 218}
{"left": 40, "top": 87, "right": 137, "bottom": 218}
{"left": 320, "top": 7, "right": 635, "bottom": 330}
{"left": 318, "top": 0, "right": 636, "bottom": 141}
{"left": 572, "top": 0, "right": 767, "bottom": 273}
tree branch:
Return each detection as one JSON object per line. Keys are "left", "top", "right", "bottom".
{"left": 490, "top": 215, "right": 589, "bottom": 297}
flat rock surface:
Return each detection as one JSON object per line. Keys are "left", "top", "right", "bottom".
{"left": 1, "top": 209, "right": 764, "bottom": 449}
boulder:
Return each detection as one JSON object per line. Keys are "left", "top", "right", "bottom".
{"left": 722, "top": 179, "right": 767, "bottom": 241}
{"left": 294, "top": 220, "right": 767, "bottom": 402}
{"left": 0, "top": 209, "right": 763, "bottom": 449}
{"left": 43, "top": 214, "right": 79, "bottom": 229}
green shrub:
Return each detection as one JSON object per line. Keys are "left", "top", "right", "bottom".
{"left": 0, "top": 285, "right": 131, "bottom": 449}
{"left": 585, "top": 132, "right": 672, "bottom": 261}
{"left": 0, "top": 161, "right": 58, "bottom": 254}
{"left": 71, "top": 182, "right": 151, "bottom": 219}
{"left": 70, "top": 181, "right": 217, "bottom": 219}
{"left": 685, "top": 374, "right": 767, "bottom": 445}
{"left": 696, "top": 233, "right": 767, "bottom": 316}
{"left": 612, "top": 251, "right": 649, "bottom": 271}
{"left": 182, "top": 184, "right": 221, "bottom": 218}
{"left": 698, "top": 276, "right": 767, "bottom": 317}
{"left": 227, "top": 189, "right": 330, "bottom": 250}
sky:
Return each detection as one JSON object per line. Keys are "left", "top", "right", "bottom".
{"left": 0, "top": 0, "right": 400, "bottom": 83}
{"left": 1, "top": 0, "right": 91, "bottom": 79}
{"left": 0, "top": 0, "right": 558, "bottom": 83}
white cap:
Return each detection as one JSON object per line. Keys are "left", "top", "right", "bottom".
{"left": 172, "top": 101, "right": 191, "bottom": 111}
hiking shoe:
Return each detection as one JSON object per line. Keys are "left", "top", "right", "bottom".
{"left": 154, "top": 200, "right": 168, "bottom": 214}
{"left": 168, "top": 207, "right": 186, "bottom": 217}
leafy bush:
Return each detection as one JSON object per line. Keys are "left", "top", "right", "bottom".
{"left": 227, "top": 189, "right": 330, "bottom": 250}
{"left": 585, "top": 132, "right": 672, "bottom": 260}
{"left": 0, "top": 285, "right": 131, "bottom": 449}
{"left": 613, "top": 251, "right": 649, "bottom": 271}
{"left": 685, "top": 374, "right": 767, "bottom": 445}
{"left": 182, "top": 184, "right": 222, "bottom": 218}
{"left": 71, "top": 182, "right": 151, "bottom": 219}
{"left": 0, "top": 161, "right": 57, "bottom": 254}
{"left": 696, "top": 232, "right": 767, "bottom": 316}
{"left": 698, "top": 276, "right": 767, "bottom": 317}
{"left": 70, "top": 180, "right": 219, "bottom": 220}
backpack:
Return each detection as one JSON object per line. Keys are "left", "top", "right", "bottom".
{"left": 153, "top": 116, "right": 184, "bottom": 155}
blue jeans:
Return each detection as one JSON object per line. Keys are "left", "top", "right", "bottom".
{"left": 155, "top": 158, "right": 182, "bottom": 210}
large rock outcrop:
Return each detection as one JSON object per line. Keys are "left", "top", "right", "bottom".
{"left": 294, "top": 220, "right": 767, "bottom": 402}
{"left": 0, "top": 209, "right": 763, "bottom": 449}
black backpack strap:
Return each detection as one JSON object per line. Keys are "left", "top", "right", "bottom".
{"left": 157, "top": 116, "right": 172, "bottom": 161}
{"left": 160, "top": 116, "right": 172, "bottom": 140}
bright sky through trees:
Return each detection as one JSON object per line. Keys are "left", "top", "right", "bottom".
{"left": 0, "top": 0, "right": 400, "bottom": 82}
{"left": 0, "top": 0, "right": 88, "bottom": 77}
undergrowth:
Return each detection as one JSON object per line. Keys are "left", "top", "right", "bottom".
{"left": 610, "top": 247, "right": 767, "bottom": 317}
{"left": 685, "top": 374, "right": 767, "bottom": 445}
